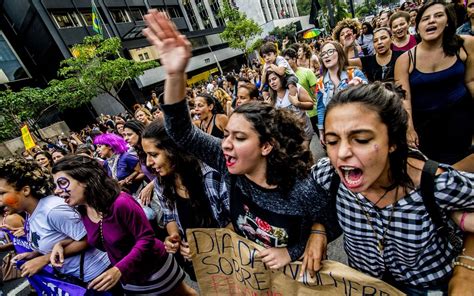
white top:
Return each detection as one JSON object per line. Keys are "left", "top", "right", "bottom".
{"left": 28, "top": 195, "right": 110, "bottom": 282}
{"left": 275, "top": 84, "right": 314, "bottom": 139}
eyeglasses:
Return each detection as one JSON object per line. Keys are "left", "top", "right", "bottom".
{"left": 320, "top": 49, "right": 336, "bottom": 58}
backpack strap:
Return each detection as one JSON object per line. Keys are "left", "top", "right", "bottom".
{"left": 420, "top": 159, "right": 447, "bottom": 237}
{"left": 330, "top": 172, "right": 341, "bottom": 204}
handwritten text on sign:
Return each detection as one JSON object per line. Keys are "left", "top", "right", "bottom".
{"left": 187, "top": 228, "right": 405, "bottom": 296}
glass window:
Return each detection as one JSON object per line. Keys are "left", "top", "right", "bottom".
{"left": 129, "top": 8, "right": 145, "bottom": 21}
{"left": 0, "top": 32, "right": 30, "bottom": 83}
{"left": 209, "top": 0, "right": 225, "bottom": 27}
{"left": 183, "top": 0, "right": 200, "bottom": 30}
{"left": 188, "top": 36, "right": 208, "bottom": 49}
{"left": 110, "top": 9, "right": 131, "bottom": 23}
{"left": 167, "top": 6, "right": 183, "bottom": 18}
{"left": 195, "top": 0, "right": 212, "bottom": 29}
{"left": 81, "top": 12, "right": 93, "bottom": 26}
{"left": 51, "top": 11, "right": 82, "bottom": 28}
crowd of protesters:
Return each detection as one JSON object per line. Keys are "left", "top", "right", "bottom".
{"left": 1, "top": 0, "right": 474, "bottom": 295}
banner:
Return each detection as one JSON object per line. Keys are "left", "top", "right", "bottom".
{"left": 20, "top": 124, "right": 36, "bottom": 150}
{"left": 187, "top": 228, "right": 405, "bottom": 296}
{"left": 4, "top": 229, "right": 110, "bottom": 296}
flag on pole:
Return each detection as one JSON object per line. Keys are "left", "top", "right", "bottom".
{"left": 92, "top": 0, "right": 103, "bottom": 36}
{"left": 309, "top": 0, "right": 321, "bottom": 27}
{"left": 20, "top": 124, "right": 36, "bottom": 150}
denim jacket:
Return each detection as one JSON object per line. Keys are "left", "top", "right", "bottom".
{"left": 317, "top": 69, "right": 368, "bottom": 129}
{"left": 456, "top": 22, "right": 474, "bottom": 36}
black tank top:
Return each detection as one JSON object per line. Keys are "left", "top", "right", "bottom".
{"left": 200, "top": 114, "right": 224, "bottom": 139}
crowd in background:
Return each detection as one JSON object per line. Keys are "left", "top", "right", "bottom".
{"left": 1, "top": 0, "right": 474, "bottom": 295}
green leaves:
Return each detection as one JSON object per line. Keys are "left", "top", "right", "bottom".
{"left": 0, "top": 35, "right": 158, "bottom": 141}
{"left": 218, "top": 0, "right": 262, "bottom": 55}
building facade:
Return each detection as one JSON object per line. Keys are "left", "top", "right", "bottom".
{"left": 0, "top": 0, "right": 307, "bottom": 131}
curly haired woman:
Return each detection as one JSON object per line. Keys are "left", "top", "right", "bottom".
{"left": 333, "top": 19, "right": 363, "bottom": 59}
{"left": 143, "top": 11, "right": 340, "bottom": 273}
{"left": 0, "top": 158, "right": 110, "bottom": 285}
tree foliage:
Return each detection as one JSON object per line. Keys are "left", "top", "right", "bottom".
{"left": 59, "top": 35, "right": 157, "bottom": 111}
{"left": 218, "top": 0, "right": 262, "bottom": 57}
{"left": 355, "top": 0, "right": 377, "bottom": 17}
{"left": 269, "top": 23, "right": 297, "bottom": 42}
{"left": 317, "top": 0, "right": 350, "bottom": 33}
{"left": 296, "top": 0, "right": 312, "bottom": 15}
{"left": 0, "top": 35, "right": 157, "bottom": 141}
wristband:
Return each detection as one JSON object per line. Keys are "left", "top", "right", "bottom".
{"left": 460, "top": 212, "right": 468, "bottom": 232}
{"left": 310, "top": 230, "right": 326, "bottom": 235}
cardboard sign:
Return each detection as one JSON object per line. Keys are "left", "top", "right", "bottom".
{"left": 187, "top": 228, "right": 405, "bottom": 296}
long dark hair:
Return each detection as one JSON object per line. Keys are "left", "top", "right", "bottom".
{"left": 325, "top": 82, "right": 414, "bottom": 190}
{"left": 265, "top": 69, "right": 288, "bottom": 105}
{"left": 52, "top": 155, "right": 121, "bottom": 216}
{"left": 142, "top": 121, "right": 215, "bottom": 228}
{"left": 196, "top": 93, "right": 226, "bottom": 115}
{"left": 124, "top": 120, "right": 146, "bottom": 163}
{"left": 233, "top": 102, "right": 313, "bottom": 192}
{"left": 415, "top": 0, "right": 464, "bottom": 56}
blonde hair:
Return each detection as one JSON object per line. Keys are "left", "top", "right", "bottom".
{"left": 213, "top": 88, "right": 232, "bottom": 113}
{"left": 134, "top": 107, "right": 152, "bottom": 120}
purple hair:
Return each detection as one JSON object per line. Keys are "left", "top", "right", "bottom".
{"left": 93, "top": 133, "right": 128, "bottom": 154}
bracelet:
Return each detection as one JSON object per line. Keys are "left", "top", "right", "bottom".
{"left": 310, "top": 230, "right": 326, "bottom": 235}
{"left": 458, "top": 255, "right": 474, "bottom": 263}
{"left": 453, "top": 260, "right": 474, "bottom": 271}
{"left": 460, "top": 212, "right": 468, "bottom": 232}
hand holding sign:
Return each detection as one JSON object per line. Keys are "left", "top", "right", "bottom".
{"left": 180, "top": 240, "right": 192, "bottom": 261}
{"left": 257, "top": 247, "right": 291, "bottom": 270}
{"left": 300, "top": 231, "right": 327, "bottom": 278}
{"left": 164, "top": 233, "right": 181, "bottom": 253}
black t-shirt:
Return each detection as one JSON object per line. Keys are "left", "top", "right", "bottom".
{"left": 229, "top": 176, "right": 303, "bottom": 249}
{"left": 176, "top": 195, "right": 218, "bottom": 234}
{"left": 360, "top": 51, "right": 402, "bottom": 82}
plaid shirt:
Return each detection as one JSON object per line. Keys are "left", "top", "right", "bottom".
{"left": 154, "top": 163, "right": 230, "bottom": 235}
{"left": 312, "top": 157, "right": 474, "bottom": 288}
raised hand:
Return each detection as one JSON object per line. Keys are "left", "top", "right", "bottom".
{"left": 143, "top": 10, "right": 192, "bottom": 75}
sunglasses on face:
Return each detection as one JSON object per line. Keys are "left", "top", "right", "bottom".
{"left": 320, "top": 49, "right": 336, "bottom": 58}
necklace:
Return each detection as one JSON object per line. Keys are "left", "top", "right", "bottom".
{"left": 372, "top": 188, "right": 390, "bottom": 207}
{"left": 97, "top": 212, "right": 105, "bottom": 249}
{"left": 354, "top": 186, "right": 399, "bottom": 254}
{"left": 200, "top": 114, "right": 214, "bottom": 134}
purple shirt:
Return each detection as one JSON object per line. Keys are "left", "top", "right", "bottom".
{"left": 82, "top": 192, "right": 167, "bottom": 284}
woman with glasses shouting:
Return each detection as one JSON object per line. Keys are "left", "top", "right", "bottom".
{"left": 316, "top": 41, "right": 368, "bottom": 143}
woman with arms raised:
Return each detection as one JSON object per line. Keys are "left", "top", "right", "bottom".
{"left": 143, "top": 11, "right": 340, "bottom": 273}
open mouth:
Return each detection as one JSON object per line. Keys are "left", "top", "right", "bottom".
{"left": 425, "top": 26, "right": 437, "bottom": 33}
{"left": 224, "top": 154, "right": 237, "bottom": 167}
{"left": 339, "top": 166, "right": 363, "bottom": 188}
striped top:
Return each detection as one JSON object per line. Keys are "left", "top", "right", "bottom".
{"left": 312, "top": 157, "right": 474, "bottom": 288}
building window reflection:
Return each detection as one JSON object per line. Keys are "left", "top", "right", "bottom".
{"left": 0, "top": 32, "right": 30, "bottom": 83}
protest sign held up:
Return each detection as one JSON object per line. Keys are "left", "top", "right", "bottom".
{"left": 187, "top": 228, "right": 405, "bottom": 296}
